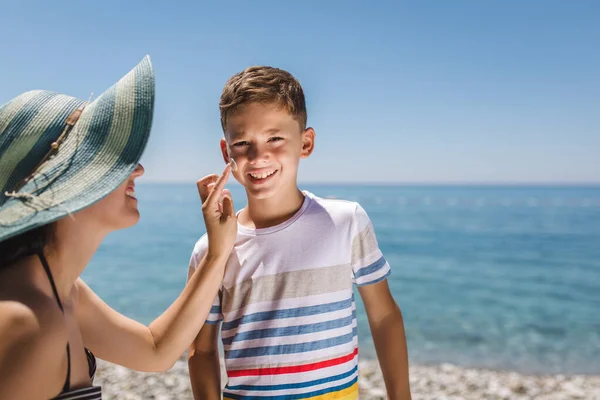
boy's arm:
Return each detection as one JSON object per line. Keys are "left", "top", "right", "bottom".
{"left": 188, "top": 323, "right": 221, "bottom": 399}
{"left": 351, "top": 202, "right": 411, "bottom": 398}
{"left": 186, "top": 245, "right": 223, "bottom": 399}
{"left": 358, "top": 279, "right": 411, "bottom": 400}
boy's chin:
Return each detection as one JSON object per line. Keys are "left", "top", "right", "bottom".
{"left": 245, "top": 186, "right": 278, "bottom": 200}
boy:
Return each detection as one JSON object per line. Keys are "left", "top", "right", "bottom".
{"left": 187, "top": 66, "right": 411, "bottom": 399}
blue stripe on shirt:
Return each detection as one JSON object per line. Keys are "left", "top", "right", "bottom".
{"left": 225, "top": 328, "right": 357, "bottom": 359}
{"left": 222, "top": 314, "right": 354, "bottom": 346}
{"left": 356, "top": 268, "right": 391, "bottom": 287}
{"left": 354, "top": 256, "right": 387, "bottom": 279}
{"left": 222, "top": 298, "right": 353, "bottom": 332}
{"left": 227, "top": 365, "right": 357, "bottom": 391}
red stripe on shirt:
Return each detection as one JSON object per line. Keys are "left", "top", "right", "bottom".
{"left": 227, "top": 348, "right": 358, "bottom": 377}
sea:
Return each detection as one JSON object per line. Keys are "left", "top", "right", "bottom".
{"left": 82, "top": 183, "right": 600, "bottom": 375}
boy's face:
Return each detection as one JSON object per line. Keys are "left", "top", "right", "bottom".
{"left": 221, "top": 103, "right": 315, "bottom": 200}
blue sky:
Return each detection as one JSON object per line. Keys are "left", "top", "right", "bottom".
{"left": 1, "top": 1, "right": 598, "bottom": 184}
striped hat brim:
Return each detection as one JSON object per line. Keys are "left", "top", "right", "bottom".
{"left": 0, "top": 56, "right": 155, "bottom": 242}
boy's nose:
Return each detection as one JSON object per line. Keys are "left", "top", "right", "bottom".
{"left": 247, "top": 144, "right": 270, "bottom": 164}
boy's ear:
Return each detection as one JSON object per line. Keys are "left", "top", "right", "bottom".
{"left": 300, "top": 127, "right": 315, "bottom": 158}
{"left": 220, "top": 138, "right": 230, "bottom": 164}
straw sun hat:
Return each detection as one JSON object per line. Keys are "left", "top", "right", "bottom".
{"left": 0, "top": 55, "right": 155, "bottom": 242}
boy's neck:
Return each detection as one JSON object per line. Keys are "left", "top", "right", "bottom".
{"left": 239, "top": 186, "right": 306, "bottom": 230}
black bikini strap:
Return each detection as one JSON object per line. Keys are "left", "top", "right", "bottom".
{"left": 37, "top": 251, "right": 70, "bottom": 391}
{"left": 37, "top": 251, "right": 64, "bottom": 312}
{"left": 65, "top": 344, "right": 71, "bottom": 391}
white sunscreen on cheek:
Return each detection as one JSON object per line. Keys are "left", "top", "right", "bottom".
{"left": 229, "top": 157, "right": 238, "bottom": 172}
{"left": 226, "top": 144, "right": 238, "bottom": 171}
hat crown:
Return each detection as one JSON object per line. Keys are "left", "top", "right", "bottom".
{"left": 0, "top": 91, "right": 85, "bottom": 206}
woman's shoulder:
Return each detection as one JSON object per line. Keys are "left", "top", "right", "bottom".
{"left": 0, "top": 298, "right": 68, "bottom": 400}
{"left": 0, "top": 292, "right": 67, "bottom": 351}
{"left": 0, "top": 300, "right": 40, "bottom": 337}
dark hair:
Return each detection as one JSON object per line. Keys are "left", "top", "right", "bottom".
{"left": 0, "top": 224, "right": 55, "bottom": 267}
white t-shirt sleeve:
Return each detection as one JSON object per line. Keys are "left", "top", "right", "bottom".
{"left": 350, "top": 203, "right": 391, "bottom": 286}
{"left": 188, "top": 236, "right": 223, "bottom": 325}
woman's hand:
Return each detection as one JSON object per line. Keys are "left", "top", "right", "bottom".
{"left": 197, "top": 163, "right": 237, "bottom": 260}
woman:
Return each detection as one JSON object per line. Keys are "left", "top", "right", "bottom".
{"left": 0, "top": 56, "right": 237, "bottom": 399}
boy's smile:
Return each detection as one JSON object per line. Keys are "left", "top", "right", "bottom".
{"left": 221, "top": 103, "right": 314, "bottom": 201}
{"left": 247, "top": 167, "right": 278, "bottom": 184}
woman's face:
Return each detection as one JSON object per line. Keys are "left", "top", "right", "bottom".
{"left": 75, "top": 164, "right": 145, "bottom": 232}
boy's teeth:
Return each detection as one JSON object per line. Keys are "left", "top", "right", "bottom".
{"left": 250, "top": 170, "right": 275, "bottom": 179}
{"left": 126, "top": 189, "right": 136, "bottom": 197}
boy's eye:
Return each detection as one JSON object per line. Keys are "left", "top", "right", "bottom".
{"left": 268, "top": 137, "right": 283, "bottom": 142}
{"left": 233, "top": 141, "right": 250, "bottom": 147}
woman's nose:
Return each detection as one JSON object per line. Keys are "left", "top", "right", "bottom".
{"left": 132, "top": 163, "right": 145, "bottom": 178}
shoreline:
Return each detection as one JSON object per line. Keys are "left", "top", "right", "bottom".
{"left": 94, "top": 357, "right": 600, "bottom": 399}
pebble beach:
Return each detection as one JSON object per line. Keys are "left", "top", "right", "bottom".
{"left": 94, "top": 357, "right": 600, "bottom": 399}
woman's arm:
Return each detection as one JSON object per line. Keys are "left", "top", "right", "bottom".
{"left": 75, "top": 251, "right": 226, "bottom": 372}
{"left": 76, "top": 164, "right": 237, "bottom": 372}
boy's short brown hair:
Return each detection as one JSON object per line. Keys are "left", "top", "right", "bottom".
{"left": 219, "top": 66, "right": 307, "bottom": 132}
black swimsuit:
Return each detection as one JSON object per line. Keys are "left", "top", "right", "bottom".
{"left": 38, "top": 253, "right": 102, "bottom": 400}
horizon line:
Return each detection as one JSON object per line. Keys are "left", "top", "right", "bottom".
{"left": 136, "top": 180, "right": 600, "bottom": 187}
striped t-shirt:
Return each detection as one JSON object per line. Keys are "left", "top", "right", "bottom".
{"left": 188, "top": 191, "right": 391, "bottom": 399}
